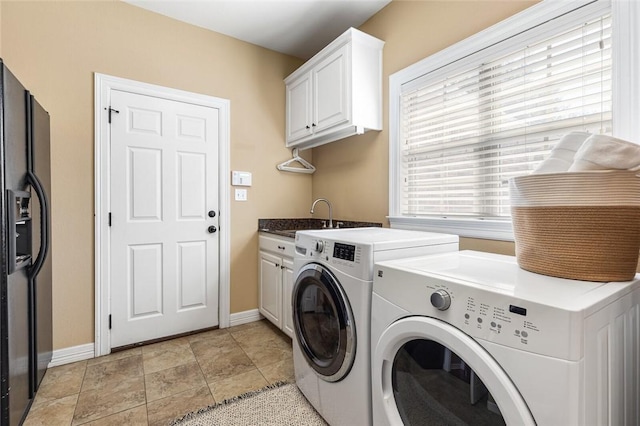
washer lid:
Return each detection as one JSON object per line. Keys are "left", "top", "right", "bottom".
{"left": 297, "top": 227, "right": 458, "bottom": 251}
{"left": 376, "top": 250, "right": 640, "bottom": 313}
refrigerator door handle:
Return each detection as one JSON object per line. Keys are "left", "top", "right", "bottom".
{"left": 27, "top": 170, "right": 49, "bottom": 278}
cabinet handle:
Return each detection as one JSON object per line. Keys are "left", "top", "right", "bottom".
{"left": 281, "top": 265, "right": 285, "bottom": 270}
{"left": 275, "top": 263, "right": 280, "bottom": 268}
{"left": 312, "top": 123, "right": 316, "bottom": 127}
{"left": 306, "top": 125, "right": 310, "bottom": 129}
{"left": 277, "top": 245, "right": 285, "bottom": 250}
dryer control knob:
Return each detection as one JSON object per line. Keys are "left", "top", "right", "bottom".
{"left": 430, "top": 290, "right": 451, "bottom": 311}
{"left": 315, "top": 240, "right": 324, "bottom": 253}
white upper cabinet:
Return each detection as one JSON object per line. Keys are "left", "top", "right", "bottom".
{"left": 285, "top": 28, "right": 384, "bottom": 149}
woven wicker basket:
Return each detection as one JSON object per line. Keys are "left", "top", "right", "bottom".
{"left": 509, "top": 171, "right": 640, "bottom": 282}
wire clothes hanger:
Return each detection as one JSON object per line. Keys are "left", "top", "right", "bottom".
{"left": 276, "top": 148, "right": 316, "bottom": 174}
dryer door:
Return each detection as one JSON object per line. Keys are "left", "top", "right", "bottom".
{"left": 292, "top": 263, "right": 355, "bottom": 382}
{"left": 373, "top": 316, "right": 535, "bottom": 426}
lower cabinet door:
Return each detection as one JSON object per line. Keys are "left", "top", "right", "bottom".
{"left": 282, "top": 258, "right": 295, "bottom": 338}
{"left": 259, "top": 251, "right": 282, "bottom": 328}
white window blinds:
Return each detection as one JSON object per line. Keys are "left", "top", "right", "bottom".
{"left": 400, "top": 14, "right": 612, "bottom": 219}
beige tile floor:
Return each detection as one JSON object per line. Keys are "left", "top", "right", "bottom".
{"left": 24, "top": 320, "right": 294, "bottom": 426}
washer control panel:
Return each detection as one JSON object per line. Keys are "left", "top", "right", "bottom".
{"left": 374, "top": 263, "right": 583, "bottom": 360}
{"left": 295, "top": 234, "right": 375, "bottom": 279}
{"left": 333, "top": 242, "right": 356, "bottom": 262}
{"left": 299, "top": 237, "right": 364, "bottom": 266}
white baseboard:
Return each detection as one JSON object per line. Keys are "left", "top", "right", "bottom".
{"left": 49, "top": 310, "right": 261, "bottom": 367}
{"left": 229, "top": 308, "right": 263, "bottom": 327}
{"left": 48, "top": 343, "right": 95, "bottom": 367}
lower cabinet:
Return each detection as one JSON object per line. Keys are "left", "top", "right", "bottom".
{"left": 259, "top": 234, "right": 295, "bottom": 338}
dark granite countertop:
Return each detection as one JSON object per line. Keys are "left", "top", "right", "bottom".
{"left": 259, "top": 218, "right": 382, "bottom": 239}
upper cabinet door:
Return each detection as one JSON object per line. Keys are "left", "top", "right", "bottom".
{"left": 286, "top": 71, "right": 313, "bottom": 143}
{"left": 313, "top": 45, "right": 350, "bottom": 134}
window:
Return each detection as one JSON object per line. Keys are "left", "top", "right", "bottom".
{"left": 389, "top": 0, "right": 640, "bottom": 240}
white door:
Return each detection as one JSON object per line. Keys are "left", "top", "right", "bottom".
{"left": 109, "top": 89, "right": 219, "bottom": 348}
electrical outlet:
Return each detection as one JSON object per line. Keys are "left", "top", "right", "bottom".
{"left": 235, "top": 188, "right": 248, "bottom": 201}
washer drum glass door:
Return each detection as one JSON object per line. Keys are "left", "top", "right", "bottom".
{"left": 293, "top": 263, "right": 355, "bottom": 382}
{"left": 373, "top": 317, "right": 535, "bottom": 425}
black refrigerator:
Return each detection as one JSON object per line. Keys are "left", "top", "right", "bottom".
{"left": 0, "top": 59, "right": 52, "bottom": 425}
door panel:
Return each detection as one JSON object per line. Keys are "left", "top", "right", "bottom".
{"left": 313, "top": 45, "right": 350, "bottom": 133}
{"left": 177, "top": 115, "right": 207, "bottom": 141}
{"left": 128, "top": 107, "right": 162, "bottom": 135}
{"left": 177, "top": 241, "right": 207, "bottom": 308}
{"left": 286, "top": 71, "right": 313, "bottom": 143}
{"left": 128, "top": 244, "right": 163, "bottom": 318}
{"left": 177, "top": 153, "right": 206, "bottom": 219}
{"left": 128, "top": 147, "right": 162, "bottom": 221}
{"left": 110, "top": 90, "right": 219, "bottom": 347}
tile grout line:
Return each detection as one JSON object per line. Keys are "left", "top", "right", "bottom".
{"left": 141, "top": 351, "right": 149, "bottom": 426}
{"left": 229, "top": 325, "right": 275, "bottom": 384}
{"left": 189, "top": 329, "right": 219, "bottom": 406}
{"left": 230, "top": 323, "right": 294, "bottom": 386}
{"left": 70, "top": 361, "right": 89, "bottom": 426}
{"left": 77, "top": 352, "right": 148, "bottom": 425}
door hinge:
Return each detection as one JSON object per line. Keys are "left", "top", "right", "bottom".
{"left": 108, "top": 314, "right": 112, "bottom": 330}
{"left": 105, "top": 107, "right": 120, "bottom": 124}
{"left": 108, "top": 212, "right": 112, "bottom": 227}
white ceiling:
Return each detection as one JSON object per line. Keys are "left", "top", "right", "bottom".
{"left": 123, "top": 0, "right": 391, "bottom": 59}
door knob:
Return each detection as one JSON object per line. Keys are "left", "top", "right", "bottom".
{"left": 208, "top": 210, "right": 216, "bottom": 218}
{"left": 208, "top": 226, "right": 217, "bottom": 233}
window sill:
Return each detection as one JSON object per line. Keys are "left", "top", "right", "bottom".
{"left": 388, "top": 216, "right": 514, "bottom": 242}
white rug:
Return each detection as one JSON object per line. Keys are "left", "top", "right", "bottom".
{"left": 172, "top": 382, "right": 328, "bottom": 426}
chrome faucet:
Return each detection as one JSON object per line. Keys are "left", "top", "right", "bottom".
{"left": 310, "top": 198, "right": 333, "bottom": 229}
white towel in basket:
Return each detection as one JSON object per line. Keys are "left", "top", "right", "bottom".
{"left": 569, "top": 134, "right": 640, "bottom": 172}
{"left": 532, "top": 131, "right": 590, "bottom": 174}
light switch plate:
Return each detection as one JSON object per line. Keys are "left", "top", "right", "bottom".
{"left": 235, "top": 188, "right": 248, "bottom": 201}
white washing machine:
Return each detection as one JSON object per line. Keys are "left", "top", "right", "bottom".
{"left": 292, "top": 228, "right": 459, "bottom": 426}
{"left": 372, "top": 250, "right": 640, "bottom": 426}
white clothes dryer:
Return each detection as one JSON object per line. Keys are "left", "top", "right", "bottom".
{"left": 292, "top": 228, "right": 459, "bottom": 426}
{"left": 372, "top": 250, "right": 640, "bottom": 426}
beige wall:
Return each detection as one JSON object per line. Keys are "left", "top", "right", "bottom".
{"left": 312, "top": 0, "right": 537, "bottom": 254}
{"left": 0, "top": 0, "right": 546, "bottom": 352}
{"left": 1, "top": 0, "right": 307, "bottom": 350}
